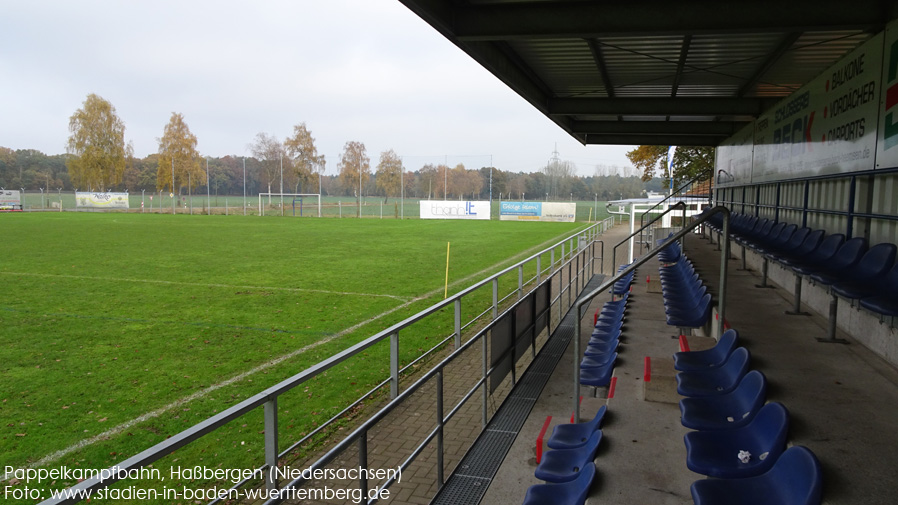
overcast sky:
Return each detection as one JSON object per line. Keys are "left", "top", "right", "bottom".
{"left": 0, "top": 0, "right": 636, "bottom": 176}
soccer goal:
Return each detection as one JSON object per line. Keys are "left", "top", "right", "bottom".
{"left": 258, "top": 193, "right": 321, "bottom": 217}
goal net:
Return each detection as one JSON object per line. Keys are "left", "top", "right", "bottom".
{"left": 258, "top": 193, "right": 321, "bottom": 217}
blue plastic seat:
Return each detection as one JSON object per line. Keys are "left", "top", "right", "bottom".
{"left": 690, "top": 446, "right": 821, "bottom": 505}
{"left": 677, "top": 347, "right": 750, "bottom": 397}
{"left": 770, "top": 229, "right": 825, "bottom": 265}
{"left": 534, "top": 431, "right": 602, "bottom": 483}
{"left": 546, "top": 405, "right": 607, "bottom": 450}
{"left": 593, "top": 320, "right": 623, "bottom": 335}
{"left": 811, "top": 242, "right": 894, "bottom": 287}
{"left": 680, "top": 370, "right": 766, "bottom": 431}
{"left": 664, "top": 285, "right": 708, "bottom": 314}
{"left": 762, "top": 226, "right": 810, "bottom": 259}
{"left": 673, "top": 329, "right": 738, "bottom": 371}
{"left": 794, "top": 237, "right": 866, "bottom": 276}
{"left": 827, "top": 243, "right": 897, "bottom": 298}
{"left": 581, "top": 352, "right": 616, "bottom": 368}
{"left": 584, "top": 338, "right": 619, "bottom": 356}
{"left": 580, "top": 356, "right": 616, "bottom": 387}
{"left": 748, "top": 222, "right": 786, "bottom": 251}
{"left": 752, "top": 224, "right": 797, "bottom": 255}
{"left": 588, "top": 328, "right": 621, "bottom": 345}
{"left": 685, "top": 402, "right": 789, "bottom": 478}
{"left": 666, "top": 293, "right": 712, "bottom": 328}
{"left": 523, "top": 462, "right": 595, "bottom": 505}
{"left": 859, "top": 264, "right": 898, "bottom": 316}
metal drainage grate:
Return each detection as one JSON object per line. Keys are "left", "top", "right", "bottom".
{"left": 429, "top": 274, "right": 606, "bottom": 505}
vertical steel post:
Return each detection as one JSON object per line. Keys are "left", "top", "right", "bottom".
{"left": 436, "top": 370, "right": 445, "bottom": 487}
{"left": 492, "top": 279, "right": 499, "bottom": 319}
{"left": 518, "top": 265, "right": 523, "bottom": 300}
{"left": 454, "top": 299, "right": 462, "bottom": 347}
{"left": 537, "top": 256, "right": 542, "bottom": 283}
{"left": 390, "top": 333, "right": 399, "bottom": 399}
{"left": 568, "top": 262, "right": 573, "bottom": 310}
{"left": 573, "top": 304, "right": 581, "bottom": 424}
{"left": 717, "top": 211, "right": 730, "bottom": 338}
{"left": 358, "top": 430, "right": 368, "bottom": 499}
{"left": 482, "top": 336, "right": 488, "bottom": 429}
{"left": 264, "top": 398, "right": 279, "bottom": 490}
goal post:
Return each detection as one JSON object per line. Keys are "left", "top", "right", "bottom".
{"left": 257, "top": 193, "right": 321, "bottom": 217}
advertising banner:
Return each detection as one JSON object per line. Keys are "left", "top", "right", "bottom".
{"left": 76, "top": 192, "right": 130, "bottom": 209}
{"left": 419, "top": 200, "right": 490, "bottom": 220}
{"left": 752, "top": 32, "right": 882, "bottom": 182}
{"left": 0, "top": 190, "right": 21, "bottom": 209}
{"left": 877, "top": 20, "right": 898, "bottom": 169}
{"left": 500, "top": 201, "right": 576, "bottom": 222}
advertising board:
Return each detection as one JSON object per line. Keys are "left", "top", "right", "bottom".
{"left": 877, "top": 20, "right": 898, "bottom": 169}
{"left": 75, "top": 192, "right": 130, "bottom": 209}
{"left": 0, "top": 190, "right": 21, "bottom": 210}
{"left": 419, "top": 200, "right": 490, "bottom": 220}
{"left": 751, "top": 32, "right": 883, "bottom": 182}
{"left": 499, "top": 201, "right": 576, "bottom": 222}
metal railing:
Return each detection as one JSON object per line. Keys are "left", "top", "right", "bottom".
{"left": 43, "top": 222, "right": 609, "bottom": 505}
{"left": 611, "top": 202, "right": 687, "bottom": 270}
{"left": 571, "top": 206, "right": 731, "bottom": 423}
{"left": 638, "top": 169, "right": 713, "bottom": 250}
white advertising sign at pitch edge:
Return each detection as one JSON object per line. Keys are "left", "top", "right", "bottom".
{"left": 499, "top": 202, "right": 576, "bottom": 222}
{"left": 76, "top": 192, "right": 130, "bottom": 209}
{"left": 419, "top": 200, "right": 490, "bottom": 220}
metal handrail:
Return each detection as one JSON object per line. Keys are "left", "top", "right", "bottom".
{"left": 638, "top": 169, "right": 713, "bottom": 251}
{"left": 572, "top": 205, "right": 731, "bottom": 423}
{"left": 41, "top": 221, "right": 607, "bottom": 504}
{"left": 611, "top": 201, "right": 687, "bottom": 269}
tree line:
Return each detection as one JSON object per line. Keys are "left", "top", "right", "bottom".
{"left": 1, "top": 93, "right": 710, "bottom": 201}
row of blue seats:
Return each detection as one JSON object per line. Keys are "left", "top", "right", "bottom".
{"left": 704, "top": 210, "right": 898, "bottom": 318}
{"left": 582, "top": 286, "right": 628, "bottom": 387}
{"left": 659, "top": 255, "right": 712, "bottom": 330}
{"left": 672, "top": 329, "right": 823, "bottom": 504}
{"left": 611, "top": 264, "right": 634, "bottom": 296}
{"left": 520, "top": 288, "right": 631, "bottom": 504}
{"left": 656, "top": 232, "right": 682, "bottom": 263}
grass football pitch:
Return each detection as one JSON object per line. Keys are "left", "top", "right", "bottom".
{"left": 1, "top": 213, "right": 586, "bottom": 500}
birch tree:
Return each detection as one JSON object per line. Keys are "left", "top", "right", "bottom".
{"left": 66, "top": 94, "right": 127, "bottom": 190}
{"left": 156, "top": 112, "right": 202, "bottom": 193}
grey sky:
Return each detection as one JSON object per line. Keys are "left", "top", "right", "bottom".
{"left": 0, "top": 0, "right": 636, "bottom": 176}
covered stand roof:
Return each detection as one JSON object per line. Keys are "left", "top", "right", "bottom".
{"left": 399, "top": 0, "right": 897, "bottom": 146}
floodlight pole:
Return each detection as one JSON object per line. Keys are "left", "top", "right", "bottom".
{"left": 171, "top": 157, "right": 175, "bottom": 215}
